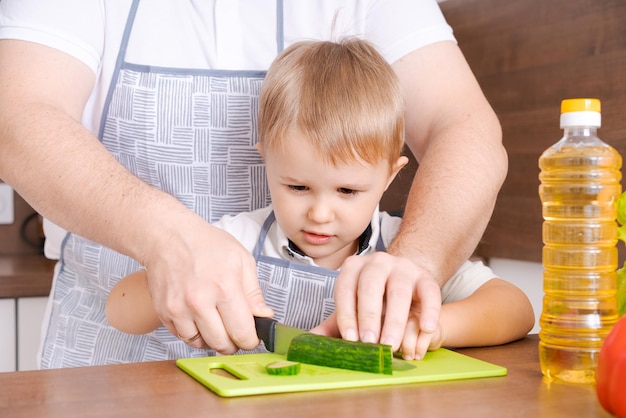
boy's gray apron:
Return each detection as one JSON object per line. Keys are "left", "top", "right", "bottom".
{"left": 251, "top": 211, "right": 386, "bottom": 335}
{"left": 41, "top": 0, "right": 283, "bottom": 368}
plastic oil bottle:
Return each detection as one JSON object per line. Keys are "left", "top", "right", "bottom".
{"left": 538, "top": 98, "right": 621, "bottom": 383}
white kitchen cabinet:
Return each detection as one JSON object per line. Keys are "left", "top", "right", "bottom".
{"left": 17, "top": 297, "right": 48, "bottom": 371}
{"left": 0, "top": 298, "right": 16, "bottom": 372}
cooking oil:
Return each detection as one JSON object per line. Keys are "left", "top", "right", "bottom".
{"left": 538, "top": 98, "right": 621, "bottom": 384}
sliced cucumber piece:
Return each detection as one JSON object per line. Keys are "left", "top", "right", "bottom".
{"left": 287, "top": 334, "right": 393, "bottom": 375}
{"left": 265, "top": 360, "right": 301, "bottom": 376}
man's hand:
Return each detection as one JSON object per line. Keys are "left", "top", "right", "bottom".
{"left": 143, "top": 218, "right": 274, "bottom": 354}
{"left": 312, "top": 252, "right": 441, "bottom": 360}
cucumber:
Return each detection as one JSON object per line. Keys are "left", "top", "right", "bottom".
{"left": 286, "top": 334, "right": 393, "bottom": 375}
{"left": 265, "top": 360, "right": 301, "bottom": 376}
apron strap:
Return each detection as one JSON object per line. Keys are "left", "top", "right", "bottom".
{"left": 253, "top": 210, "right": 276, "bottom": 260}
{"left": 98, "top": 0, "right": 140, "bottom": 141}
{"left": 276, "top": 0, "right": 285, "bottom": 53}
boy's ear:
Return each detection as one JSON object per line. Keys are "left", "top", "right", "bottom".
{"left": 256, "top": 142, "right": 264, "bottom": 157}
{"left": 385, "top": 156, "right": 409, "bottom": 190}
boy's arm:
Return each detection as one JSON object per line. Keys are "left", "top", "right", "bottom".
{"left": 416, "top": 279, "right": 535, "bottom": 355}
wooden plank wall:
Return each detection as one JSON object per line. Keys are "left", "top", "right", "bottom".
{"left": 431, "top": 0, "right": 626, "bottom": 262}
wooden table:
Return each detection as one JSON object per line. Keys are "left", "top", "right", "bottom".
{"left": 0, "top": 335, "right": 610, "bottom": 417}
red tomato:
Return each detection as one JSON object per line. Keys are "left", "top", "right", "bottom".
{"left": 596, "top": 315, "right": 626, "bottom": 417}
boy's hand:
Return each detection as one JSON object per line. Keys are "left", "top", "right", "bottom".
{"left": 316, "top": 252, "right": 441, "bottom": 360}
{"left": 397, "top": 306, "right": 445, "bottom": 359}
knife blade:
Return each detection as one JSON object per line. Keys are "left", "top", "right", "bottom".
{"left": 254, "top": 316, "right": 308, "bottom": 354}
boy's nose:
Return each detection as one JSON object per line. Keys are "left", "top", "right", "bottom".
{"left": 307, "top": 200, "right": 334, "bottom": 223}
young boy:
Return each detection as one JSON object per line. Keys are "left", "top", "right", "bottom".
{"left": 107, "top": 39, "right": 534, "bottom": 361}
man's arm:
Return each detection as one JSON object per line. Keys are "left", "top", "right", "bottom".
{"left": 326, "top": 41, "right": 506, "bottom": 356}
{"left": 0, "top": 40, "right": 157, "bottom": 260}
{"left": 0, "top": 39, "right": 271, "bottom": 353}
{"left": 390, "top": 40, "right": 507, "bottom": 286}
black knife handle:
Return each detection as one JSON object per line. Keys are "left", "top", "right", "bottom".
{"left": 254, "top": 316, "right": 276, "bottom": 352}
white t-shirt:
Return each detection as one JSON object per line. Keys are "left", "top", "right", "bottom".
{"left": 215, "top": 205, "right": 498, "bottom": 304}
{"left": 0, "top": 0, "right": 456, "bottom": 258}
{"left": 0, "top": 0, "right": 455, "bottom": 138}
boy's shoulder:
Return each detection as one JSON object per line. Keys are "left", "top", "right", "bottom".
{"left": 212, "top": 206, "right": 274, "bottom": 251}
{"left": 377, "top": 210, "right": 403, "bottom": 245}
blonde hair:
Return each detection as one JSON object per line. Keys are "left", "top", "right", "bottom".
{"left": 258, "top": 38, "right": 405, "bottom": 170}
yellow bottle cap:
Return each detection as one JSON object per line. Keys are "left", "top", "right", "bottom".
{"left": 560, "top": 98, "right": 601, "bottom": 128}
{"left": 561, "top": 98, "right": 601, "bottom": 114}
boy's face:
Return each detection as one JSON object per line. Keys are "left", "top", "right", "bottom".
{"left": 260, "top": 128, "right": 404, "bottom": 270}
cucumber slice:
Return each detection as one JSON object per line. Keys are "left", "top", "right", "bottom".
{"left": 265, "top": 360, "right": 301, "bottom": 376}
{"left": 287, "top": 334, "right": 393, "bottom": 375}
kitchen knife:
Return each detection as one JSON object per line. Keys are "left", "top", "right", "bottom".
{"left": 254, "top": 316, "right": 415, "bottom": 371}
{"left": 254, "top": 316, "right": 416, "bottom": 371}
{"left": 254, "top": 316, "right": 308, "bottom": 354}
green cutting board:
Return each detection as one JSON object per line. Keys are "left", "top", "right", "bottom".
{"left": 176, "top": 348, "right": 506, "bottom": 397}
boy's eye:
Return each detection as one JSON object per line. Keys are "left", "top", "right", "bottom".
{"left": 289, "top": 185, "right": 308, "bottom": 191}
{"left": 338, "top": 188, "right": 357, "bottom": 195}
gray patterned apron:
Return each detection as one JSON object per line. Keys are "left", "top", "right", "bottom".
{"left": 253, "top": 211, "right": 386, "bottom": 332}
{"left": 41, "top": 0, "right": 283, "bottom": 368}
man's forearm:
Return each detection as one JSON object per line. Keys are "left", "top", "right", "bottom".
{"left": 388, "top": 130, "right": 505, "bottom": 285}
{"left": 0, "top": 40, "right": 195, "bottom": 266}
{"left": 390, "top": 41, "right": 506, "bottom": 286}
{"left": 0, "top": 102, "right": 184, "bottom": 266}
